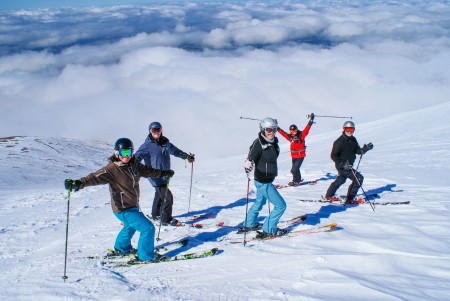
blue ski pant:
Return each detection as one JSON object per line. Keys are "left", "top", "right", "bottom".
{"left": 113, "top": 207, "right": 156, "bottom": 261}
{"left": 244, "top": 180, "right": 287, "bottom": 234}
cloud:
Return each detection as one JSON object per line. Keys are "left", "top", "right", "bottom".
{"left": 0, "top": 1, "right": 450, "bottom": 160}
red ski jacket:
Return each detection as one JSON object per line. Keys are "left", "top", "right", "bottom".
{"left": 278, "top": 124, "right": 311, "bottom": 158}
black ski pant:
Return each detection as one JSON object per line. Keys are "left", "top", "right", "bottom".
{"left": 325, "top": 168, "right": 364, "bottom": 200}
{"left": 291, "top": 157, "right": 305, "bottom": 183}
{"left": 152, "top": 186, "right": 174, "bottom": 224}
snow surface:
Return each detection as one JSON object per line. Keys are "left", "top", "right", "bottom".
{"left": 1, "top": 102, "right": 450, "bottom": 301}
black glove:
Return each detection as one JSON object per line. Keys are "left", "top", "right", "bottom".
{"left": 339, "top": 161, "right": 352, "bottom": 171}
{"left": 187, "top": 154, "right": 195, "bottom": 163}
{"left": 244, "top": 160, "right": 253, "bottom": 173}
{"left": 362, "top": 143, "right": 374, "bottom": 153}
{"left": 308, "top": 113, "right": 315, "bottom": 126}
{"left": 161, "top": 170, "right": 175, "bottom": 177}
{"left": 64, "top": 179, "right": 81, "bottom": 192}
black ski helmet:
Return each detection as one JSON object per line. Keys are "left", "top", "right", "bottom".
{"left": 289, "top": 124, "right": 298, "bottom": 131}
{"left": 149, "top": 121, "right": 162, "bottom": 132}
{"left": 114, "top": 138, "right": 134, "bottom": 151}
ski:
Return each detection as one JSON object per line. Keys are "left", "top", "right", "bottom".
{"left": 155, "top": 238, "right": 189, "bottom": 253}
{"left": 345, "top": 200, "right": 410, "bottom": 206}
{"left": 278, "top": 214, "right": 308, "bottom": 227}
{"left": 226, "top": 223, "right": 337, "bottom": 243}
{"left": 184, "top": 212, "right": 216, "bottom": 222}
{"left": 84, "top": 238, "right": 189, "bottom": 261}
{"left": 274, "top": 180, "right": 317, "bottom": 189}
{"left": 146, "top": 212, "right": 216, "bottom": 227}
{"left": 104, "top": 248, "right": 219, "bottom": 267}
{"left": 287, "top": 223, "right": 337, "bottom": 237}
{"left": 190, "top": 221, "right": 225, "bottom": 229}
{"left": 228, "top": 214, "right": 308, "bottom": 237}
{"left": 83, "top": 249, "right": 137, "bottom": 261}
{"left": 297, "top": 194, "right": 409, "bottom": 205}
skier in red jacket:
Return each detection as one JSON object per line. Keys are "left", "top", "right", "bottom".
{"left": 278, "top": 113, "right": 315, "bottom": 186}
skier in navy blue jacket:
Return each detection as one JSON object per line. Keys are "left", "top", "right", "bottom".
{"left": 136, "top": 121, "right": 195, "bottom": 226}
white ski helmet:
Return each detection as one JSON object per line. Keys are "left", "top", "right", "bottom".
{"left": 343, "top": 120, "right": 355, "bottom": 128}
{"left": 259, "top": 117, "right": 278, "bottom": 132}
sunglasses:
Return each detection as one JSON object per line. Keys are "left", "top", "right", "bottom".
{"left": 265, "top": 128, "right": 277, "bottom": 134}
{"left": 119, "top": 149, "right": 133, "bottom": 157}
{"left": 151, "top": 128, "right": 162, "bottom": 134}
{"left": 344, "top": 127, "right": 355, "bottom": 132}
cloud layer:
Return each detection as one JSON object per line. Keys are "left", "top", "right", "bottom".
{"left": 1, "top": 1, "right": 449, "bottom": 159}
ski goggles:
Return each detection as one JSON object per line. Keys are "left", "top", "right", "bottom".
{"left": 118, "top": 149, "right": 133, "bottom": 157}
{"left": 151, "top": 128, "right": 162, "bottom": 134}
{"left": 265, "top": 127, "right": 277, "bottom": 134}
{"left": 344, "top": 127, "right": 355, "bottom": 132}
{"left": 290, "top": 129, "right": 298, "bottom": 134}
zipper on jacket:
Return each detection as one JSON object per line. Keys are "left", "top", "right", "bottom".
{"left": 120, "top": 192, "right": 125, "bottom": 208}
{"left": 127, "top": 166, "right": 139, "bottom": 203}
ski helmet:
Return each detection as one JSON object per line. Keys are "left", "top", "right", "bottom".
{"left": 149, "top": 121, "right": 162, "bottom": 132}
{"left": 289, "top": 124, "right": 298, "bottom": 131}
{"left": 114, "top": 138, "right": 134, "bottom": 151}
{"left": 259, "top": 117, "right": 278, "bottom": 132}
{"left": 343, "top": 121, "right": 355, "bottom": 128}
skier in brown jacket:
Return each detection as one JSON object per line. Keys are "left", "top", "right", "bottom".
{"left": 64, "top": 138, "right": 174, "bottom": 262}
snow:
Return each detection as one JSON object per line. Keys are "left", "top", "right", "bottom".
{"left": 1, "top": 102, "right": 450, "bottom": 300}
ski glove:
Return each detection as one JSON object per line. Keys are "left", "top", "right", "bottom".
{"left": 187, "top": 154, "right": 195, "bottom": 163}
{"left": 339, "top": 161, "right": 352, "bottom": 171}
{"left": 161, "top": 170, "right": 175, "bottom": 177}
{"left": 362, "top": 143, "right": 374, "bottom": 154}
{"left": 308, "top": 113, "right": 315, "bottom": 126}
{"left": 244, "top": 159, "right": 254, "bottom": 173}
{"left": 64, "top": 179, "right": 81, "bottom": 192}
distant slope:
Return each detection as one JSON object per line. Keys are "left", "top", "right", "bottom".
{"left": 0, "top": 136, "right": 111, "bottom": 190}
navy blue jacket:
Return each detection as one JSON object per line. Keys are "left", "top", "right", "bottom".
{"left": 136, "top": 135, "right": 188, "bottom": 187}
{"left": 247, "top": 132, "right": 280, "bottom": 183}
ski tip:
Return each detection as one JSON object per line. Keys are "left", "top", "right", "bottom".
{"left": 327, "top": 223, "right": 338, "bottom": 231}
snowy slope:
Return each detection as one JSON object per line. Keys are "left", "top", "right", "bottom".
{"left": 1, "top": 102, "right": 450, "bottom": 301}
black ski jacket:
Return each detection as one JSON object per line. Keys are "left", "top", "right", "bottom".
{"left": 247, "top": 132, "right": 280, "bottom": 183}
{"left": 330, "top": 132, "right": 363, "bottom": 167}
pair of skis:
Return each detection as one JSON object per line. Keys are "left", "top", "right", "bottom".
{"left": 298, "top": 194, "right": 410, "bottom": 206}
{"left": 222, "top": 214, "right": 337, "bottom": 243}
{"left": 147, "top": 212, "right": 223, "bottom": 228}
{"left": 99, "top": 237, "right": 219, "bottom": 267}
{"left": 274, "top": 180, "right": 317, "bottom": 189}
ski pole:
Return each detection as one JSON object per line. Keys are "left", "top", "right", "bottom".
{"left": 62, "top": 189, "right": 71, "bottom": 282}
{"left": 349, "top": 167, "right": 375, "bottom": 212}
{"left": 240, "top": 116, "right": 261, "bottom": 121}
{"left": 187, "top": 160, "right": 194, "bottom": 213}
{"left": 355, "top": 153, "right": 363, "bottom": 171}
{"left": 306, "top": 114, "right": 352, "bottom": 119}
{"left": 243, "top": 172, "right": 251, "bottom": 246}
{"left": 156, "top": 177, "right": 171, "bottom": 241}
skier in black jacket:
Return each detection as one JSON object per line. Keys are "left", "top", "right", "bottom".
{"left": 325, "top": 121, "right": 373, "bottom": 202}
{"left": 241, "top": 117, "right": 287, "bottom": 239}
